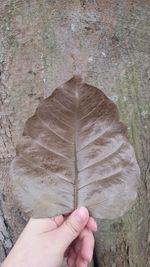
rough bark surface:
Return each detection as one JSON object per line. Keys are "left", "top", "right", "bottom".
{"left": 0, "top": 1, "right": 149, "bottom": 266}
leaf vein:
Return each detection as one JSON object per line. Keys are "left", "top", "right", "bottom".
{"left": 79, "top": 99, "right": 105, "bottom": 121}
{"left": 78, "top": 118, "right": 117, "bottom": 152}
{"left": 33, "top": 139, "right": 74, "bottom": 161}
{"left": 78, "top": 169, "right": 122, "bottom": 190}
{"left": 37, "top": 114, "right": 74, "bottom": 145}
{"left": 54, "top": 97, "right": 74, "bottom": 113}
{"left": 79, "top": 142, "right": 124, "bottom": 172}
{"left": 18, "top": 155, "right": 74, "bottom": 185}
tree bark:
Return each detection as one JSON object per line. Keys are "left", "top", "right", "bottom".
{"left": 0, "top": 0, "right": 149, "bottom": 266}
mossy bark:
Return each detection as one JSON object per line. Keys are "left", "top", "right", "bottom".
{"left": 0, "top": 1, "right": 149, "bottom": 266}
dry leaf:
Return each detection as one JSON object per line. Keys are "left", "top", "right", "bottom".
{"left": 10, "top": 76, "right": 140, "bottom": 219}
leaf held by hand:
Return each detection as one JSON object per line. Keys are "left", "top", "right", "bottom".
{"left": 10, "top": 76, "right": 140, "bottom": 219}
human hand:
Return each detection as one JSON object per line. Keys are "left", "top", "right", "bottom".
{"left": 2, "top": 207, "right": 97, "bottom": 267}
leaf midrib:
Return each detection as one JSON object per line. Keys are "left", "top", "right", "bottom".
{"left": 74, "top": 87, "right": 79, "bottom": 209}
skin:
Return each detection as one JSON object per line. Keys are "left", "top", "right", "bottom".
{"left": 2, "top": 207, "right": 97, "bottom": 267}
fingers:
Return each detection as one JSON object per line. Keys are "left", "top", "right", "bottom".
{"left": 66, "top": 228, "right": 95, "bottom": 267}
{"left": 28, "top": 210, "right": 97, "bottom": 236}
{"left": 87, "top": 217, "right": 97, "bottom": 232}
{"left": 57, "top": 207, "right": 89, "bottom": 250}
{"left": 76, "top": 256, "right": 88, "bottom": 267}
{"left": 79, "top": 228, "right": 95, "bottom": 262}
{"left": 67, "top": 247, "right": 77, "bottom": 267}
{"left": 51, "top": 215, "right": 65, "bottom": 228}
{"left": 67, "top": 240, "right": 82, "bottom": 267}
{"left": 28, "top": 215, "right": 64, "bottom": 234}
{"left": 64, "top": 213, "right": 96, "bottom": 267}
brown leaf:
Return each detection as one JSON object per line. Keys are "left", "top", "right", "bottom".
{"left": 10, "top": 76, "right": 140, "bottom": 219}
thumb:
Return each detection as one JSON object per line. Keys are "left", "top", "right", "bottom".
{"left": 56, "top": 207, "right": 89, "bottom": 251}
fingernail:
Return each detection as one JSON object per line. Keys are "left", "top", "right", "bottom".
{"left": 88, "top": 248, "right": 93, "bottom": 262}
{"left": 72, "top": 207, "right": 88, "bottom": 223}
{"left": 93, "top": 219, "right": 97, "bottom": 232}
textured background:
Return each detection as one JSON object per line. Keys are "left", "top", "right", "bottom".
{"left": 0, "top": 0, "right": 149, "bottom": 266}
